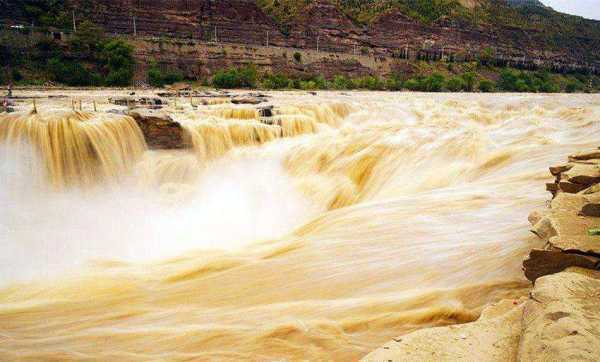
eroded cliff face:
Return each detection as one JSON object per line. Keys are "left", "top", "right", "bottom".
{"left": 2, "top": 0, "right": 598, "bottom": 78}
{"left": 42, "top": 0, "right": 595, "bottom": 74}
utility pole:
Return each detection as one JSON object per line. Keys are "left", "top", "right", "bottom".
{"left": 317, "top": 34, "right": 320, "bottom": 53}
{"left": 266, "top": 31, "right": 269, "bottom": 47}
{"left": 133, "top": 16, "right": 137, "bottom": 36}
{"left": 214, "top": 26, "right": 218, "bottom": 43}
{"left": 72, "top": 10, "right": 77, "bottom": 32}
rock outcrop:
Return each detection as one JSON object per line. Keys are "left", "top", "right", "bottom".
{"left": 128, "top": 109, "right": 188, "bottom": 149}
{"left": 526, "top": 149, "right": 600, "bottom": 282}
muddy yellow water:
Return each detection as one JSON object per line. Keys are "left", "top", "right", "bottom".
{"left": 0, "top": 92, "right": 598, "bottom": 361}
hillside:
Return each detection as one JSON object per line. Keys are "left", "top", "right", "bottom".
{"left": 0, "top": 0, "right": 599, "bottom": 87}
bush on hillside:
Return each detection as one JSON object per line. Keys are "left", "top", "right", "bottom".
{"left": 461, "top": 72, "right": 477, "bottom": 91}
{"left": 148, "top": 64, "right": 184, "bottom": 87}
{"left": 566, "top": 79, "right": 585, "bottom": 93}
{"left": 262, "top": 73, "right": 290, "bottom": 89}
{"left": 47, "top": 57, "right": 101, "bottom": 86}
{"left": 446, "top": 76, "right": 465, "bottom": 91}
{"left": 101, "top": 39, "right": 135, "bottom": 86}
{"left": 212, "top": 65, "right": 258, "bottom": 89}
{"left": 478, "top": 79, "right": 494, "bottom": 92}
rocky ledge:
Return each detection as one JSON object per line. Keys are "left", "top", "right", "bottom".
{"left": 526, "top": 148, "right": 600, "bottom": 281}
{"left": 363, "top": 148, "right": 600, "bottom": 362}
{"left": 128, "top": 109, "right": 189, "bottom": 150}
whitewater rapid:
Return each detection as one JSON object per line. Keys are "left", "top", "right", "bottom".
{"left": 0, "top": 92, "right": 599, "bottom": 360}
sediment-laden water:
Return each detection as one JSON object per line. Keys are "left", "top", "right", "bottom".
{"left": 0, "top": 92, "right": 598, "bottom": 360}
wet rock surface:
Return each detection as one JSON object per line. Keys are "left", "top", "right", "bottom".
{"left": 128, "top": 109, "right": 188, "bottom": 150}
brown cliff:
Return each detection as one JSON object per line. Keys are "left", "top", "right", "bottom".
{"left": 2, "top": 0, "right": 599, "bottom": 78}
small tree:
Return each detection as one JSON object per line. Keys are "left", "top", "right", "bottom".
{"left": 293, "top": 52, "right": 302, "bottom": 63}
{"left": 69, "top": 20, "right": 105, "bottom": 57}
{"left": 101, "top": 39, "right": 135, "bottom": 87}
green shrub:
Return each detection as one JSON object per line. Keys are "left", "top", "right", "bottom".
{"left": 47, "top": 57, "right": 100, "bottom": 86}
{"left": 461, "top": 72, "right": 477, "bottom": 91}
{"left": 148, "top": 66, "right": 163, "bottom": 87}
{"left": 211, "top": 65, "right": 258, "bottom": 89}
{"left": 515, "top": 79, "right": 529, "bottom": 92}
{"left": 212, "top": 69, "right": 238, "bottom": 89}
{"left": 100, "top": 39, "right": 135, "bottom": 87}
{"left": 446, "top": 76, "right": 465, "bottom": 92}
{"left": 478, "top": 79, "right": 495, "bottom": 92}
{"left": 566, "top": 79, "right": 584, "bottom": 93}
{"left": 422, "top": 73, "right": 445, "bottom": 92}
{"left": 300, "top": 80, "right": 317, "bottom": 90}
{"left": 238, "top": 64, "right": 258, "bottom": 87}
{"left": 293, "top": 52, "right": 302, "bottom": 62}
{"left": 385, "top": 77, "right": 403, "bottom": 91}
{"left": 69, "top": 20, "right": 105, "bottom": 57}
{"left": 148, "top": 61, "right": 184, "bottom": 87}
{"left": 403, "top": 78, "right": 421, "bottom": 91}
{"left": 313, "top": 74, "right": 329, "bottom": 90}
{"left": 333, "top": 75, "right": 352, "bottom": 90}
{"left": 498, "top": 69, "right": 520, "bottom": 91}
{"left": 539, "top": 80, "right": 560, "bottom": 93}
{"left": 352, "top": 76, "right": 384, "bottom": 90}
{"left": 262, "top": 73, "right": 290, "bottom": 89}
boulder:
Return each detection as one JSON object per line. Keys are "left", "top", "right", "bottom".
{"left": 558, "top": 181, "right": 588, "bottom": 194}
{"left": 128, "top": 109, "right": 188, "bottom": 150}
{"left": 581, "top": 203, "right": 600, "bottom": 217}
{"left": 549, "top": 164, "right": 573, "bottom": 176}
{"left": 258, "top": 105, "right": 274, "bottom": 118}
{"left": 562, "top": 164, "right": 600, "bottom": 185}
{"left": 523, "top": 249, "right": 600, "bottom": 282}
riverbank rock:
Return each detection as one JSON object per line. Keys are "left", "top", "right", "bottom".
{"left": 547, "top": 152, "right": 600, "bottom": 198}
{"left": 518, "top": 268, "right": 600, "bottom": 361}
{"left": 128, "top": 109, "right": 188, "bottom": 149}
{"left": 361, "top": 299, "right": 527, "bottom": 362}
{"left": 525, "top": 149, "right": 600, "bottom": 282}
